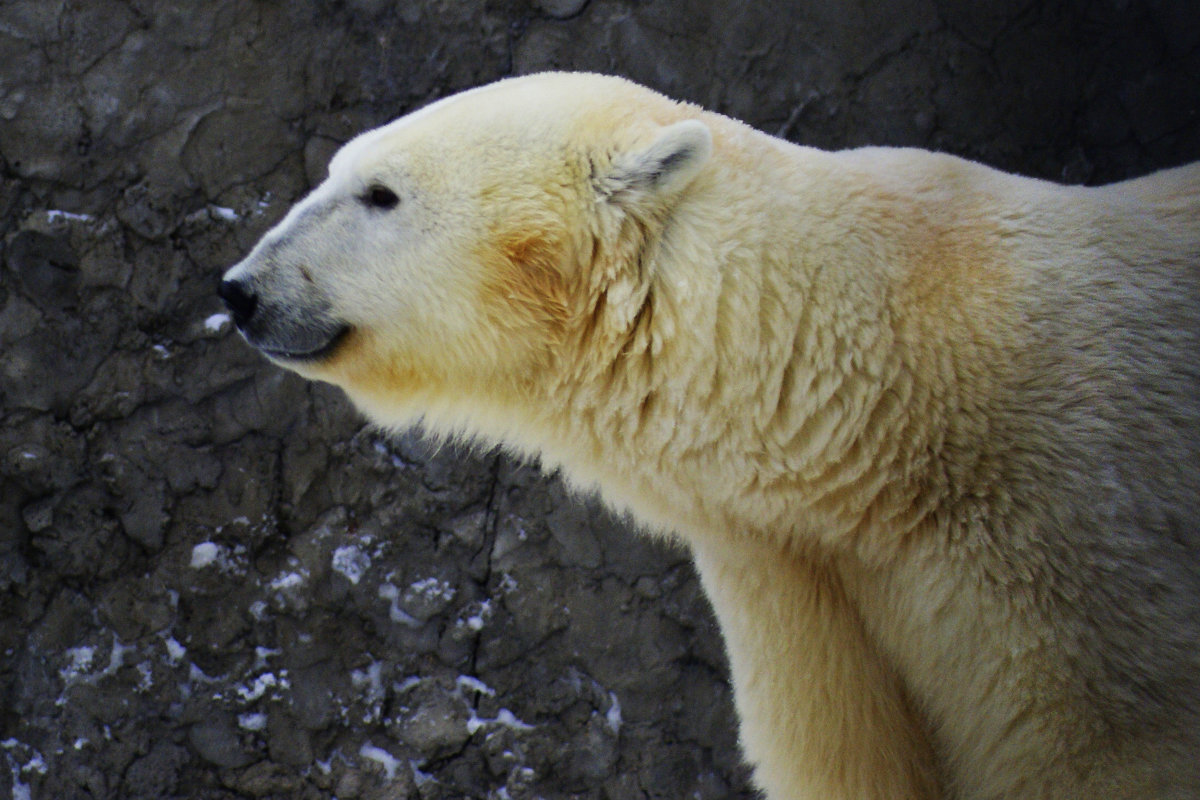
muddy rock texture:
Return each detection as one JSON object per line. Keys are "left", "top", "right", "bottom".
{"left": 1, "top": 1, "right": 1197, "bottom": 798}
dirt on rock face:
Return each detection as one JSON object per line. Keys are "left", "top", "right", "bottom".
{"left": 1, "top": 1, "right": 1197, "bottom": 798}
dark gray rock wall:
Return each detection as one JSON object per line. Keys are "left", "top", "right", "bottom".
{"left": 1, "top": 1, "right": 1197, "bottom": 798}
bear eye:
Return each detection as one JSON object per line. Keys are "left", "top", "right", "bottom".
{"left": 362, "top": 184, "right": 400, "bottom": 210}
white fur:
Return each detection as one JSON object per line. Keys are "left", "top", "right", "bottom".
{"left": 224, "top": 73, "right": 1200, "bottom": 800}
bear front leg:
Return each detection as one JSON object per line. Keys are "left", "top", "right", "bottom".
{"left": 690, "top": 534, "right": 941, "bottom": 800}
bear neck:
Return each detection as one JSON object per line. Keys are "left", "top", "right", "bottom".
{"left": 530, "top": 135, "right": 1023, "bottom": 563}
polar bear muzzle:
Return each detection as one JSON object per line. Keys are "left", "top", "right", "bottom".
{"left": 218, "top": 274, "right": 351, "bottom": 363}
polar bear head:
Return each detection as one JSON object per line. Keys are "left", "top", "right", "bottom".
{"left": 220, "top": 73, "right": 712, "bottom": 431}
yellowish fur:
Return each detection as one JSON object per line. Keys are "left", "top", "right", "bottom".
{"left": 224, "top": 73, "right": 1200, "bottom": 799}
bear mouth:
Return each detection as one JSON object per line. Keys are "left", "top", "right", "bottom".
{"left": 257, "top": 324, "right": 352, "bottom": 363}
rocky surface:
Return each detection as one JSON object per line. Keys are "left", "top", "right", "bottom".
{"left": 1, "top": 1, "right": 1197, "bottom": 798}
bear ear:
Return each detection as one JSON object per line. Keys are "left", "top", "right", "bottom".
{"left": 600, "top": 119, "right": 712, "bottom": 208}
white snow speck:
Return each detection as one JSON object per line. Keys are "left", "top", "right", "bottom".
{"left": 236, "top": 672, "right": 280, "bottom": 702}
{"left": 332, "top": 545, "right": 371, "bottom": 585}
{"left": 253, "top": 646, "right": 280, "bottom": 670}
{"left": 60, "top": 646, "right": 95, "bottom": 683}
{"left": 456, "top": 675, "right": 495, "bottom": 696}
{"left": 238, "top": 712, "right": 267, "bottom": 731}
{"left": 135, "top": 660, "right": 154, "bottom": 691}
{"left": 409, "top": 576, "right": 455, "bottom": 602}
{"left": 55, "top": 638, "right": 129, "bottom": 691}
{"left": 466, "top": 707, "right": 535, "bottom": 735}
{"left": 352, "top": 661, "right": 386, "bottom": 724}
{"left": 360, "top": 743, "right": 402, "bottom": 781}
{"left": 209, "top": 205, "right": 239, "bottom": 221}
{"left": 269, "top": 571, "right": 306, "bottom": 591}
{"left": 606, "top": 691, "right": 622, "bottom": 733}
{"left": 351, "top": 661, "right": 384, "bottom": 701}
{"left": 204, "top": 312, "right": 231, "bottom": 333}
{"left": 394, "top": 675, "right": 424, "bottom": 693}
{"left": 378, "top": 583, "right": 422, "bottom": 627}
{"left": 410, "top": 759, "right": 434, "bottom": 786}
{"left": 163, "top": 637, "right": 186, "bottom": 664}
{"left": 351, "top": 661, "right": 384, "bottom": 693}
{"left": 100, "top": 639, "right": 135, "bottom": 680}
{"left": 495, "top": 709, "right": 534, "bottom": 731}
{"left": 46, "top": 209, "right": 93, "bottom": 223}
{"left": 188, "top": 662, "right": 220, "bottom": 685}
{"left": 462, "top": 599, "right": 493, "bottom": 632}
{"left": 190, "top": 542, "right": 221, "bottom": 569}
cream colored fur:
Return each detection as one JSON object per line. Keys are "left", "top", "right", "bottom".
{"left": 223, "top": 73, "right": 1200, "bottom": 799}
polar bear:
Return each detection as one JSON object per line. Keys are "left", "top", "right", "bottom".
{"left": 220, "top": 73, "right": 1200, "bottom": 799}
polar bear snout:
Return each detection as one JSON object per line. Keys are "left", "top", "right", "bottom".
{"left": 218, "top": 268, "right": 351, "bottom": 363}
{"left": 218, "top": 277, "right": 258, "bottom": 329}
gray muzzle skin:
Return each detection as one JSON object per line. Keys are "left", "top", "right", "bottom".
{"left": 218, "top": 271, "right": 349, "bottom": 363}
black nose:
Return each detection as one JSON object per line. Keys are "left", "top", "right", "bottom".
{"left": 218, "top": 278, "right": 258, "bottom": 328}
